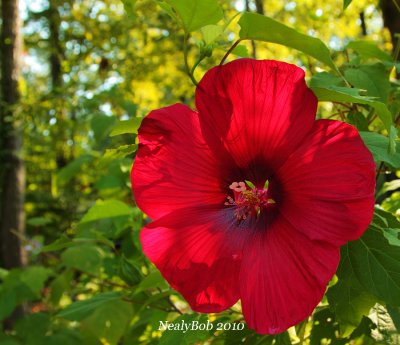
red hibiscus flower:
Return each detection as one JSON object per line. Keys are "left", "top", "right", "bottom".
{"left": 131, "top": 59, "right": 375, "bottom": 334}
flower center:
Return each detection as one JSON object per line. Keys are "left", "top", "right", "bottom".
{"left": 225, "top": 180, "right": 275, "bottom": 221}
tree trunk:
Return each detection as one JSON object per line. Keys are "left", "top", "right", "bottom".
{"left": 0, "top": 0, "right": 27, "bottom": 270}
{"left": 380, "top": 0, "right": 400, "bottom": 58}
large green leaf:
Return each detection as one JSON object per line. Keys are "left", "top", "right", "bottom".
{"left": 344, "top": 63, "right": 390, "bottom": 103}
{"left": 327, "top": 279, "right": 376, "bottom": 336}
{"left": 310, "top": 77, "right": 393, "bottom": 132}
{"left": 338, "top": 211, "right": 400, "bottom": 306}
{"left": 200, "top": 25, "right": 223, "bottom": 45}
{"left": 238, "top": 12, "right": 336, "bottom": 71}
{"left": 81, "top": 299, "right": 133, "bottom": 345}
{"left": 109, "top": 118, "right": 142, "bottom": 136}
{"left": 79, "top": 199, "right": 132, "bottom": 223}
{"left": 347, "top": 41, "right": 393, "bottom": 62}
{"left": 14, "top": 313, "right": 50, "bottom": 345}
{"left": 58, "top": 292, "right": 122, "bottom": 321}
{"left": 359, "top": 132, "right": 400, "bottom": 168}
{"left": 0, "top": 288, "right": 17, "bottom": 321}
{"left": 163, "top": 0, "right": 223, "bottom": 33}
{"left": 77, "top": 199, "right": 133, "bottom": 239}
{"left": 19, "top": 266, "right": 52, "bottom": 296}
{"left": 91, "top": 114, "right": 116, "bottom": 142}
{"left": 61, "top": 245, "right": 104, "bottom": 274}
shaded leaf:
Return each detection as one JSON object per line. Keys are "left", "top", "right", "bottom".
{"left": 58, "top": 292, "right": 122, "bottom": 321}
{"left": 360, "top": 132, "right": 400, "bottom": 168}
{"left": 61, "top": 245, "right": 104, "bottom": 274}
{"left": 344, "top": 63, "right": 390, "bottom": 103}
{"left": 338, "top": 213, "right": 400, "bottom": 306}
{"left": 327, "top": 279, "right": 376, "bottom": 336}
{"left": 81, "top": 298, "right": 133, "bottom": 345}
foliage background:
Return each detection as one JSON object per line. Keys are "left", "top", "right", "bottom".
{"left": 1, "top": 0, "right": 400, "bottom": 344}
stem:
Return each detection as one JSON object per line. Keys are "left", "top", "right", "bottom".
{"left": 166, "top": 296, "right": 183, "bottom": 315}
{"left": 220, "top": 39, "right": 242, "bottom": 66}
{"left": 376, "top": 161, "right": 385, "bottom": 186}
{"left": 391, "top": 0, "right": 400, "bottom": 13}
{"left": 190, "top": 56, "right": 203, "bottom": 78}
{"left": 157, "top": 287, "right": 183, "bottom": 314}
{"left": 183, "top": 33, "right": 198, "bottom": 86}
{"left": 393, "top": 34, "right": 400, "bottom": 62}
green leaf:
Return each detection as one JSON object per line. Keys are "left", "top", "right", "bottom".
{"left": 311, "top": 85, "right": 393, "bottom": 132}
{"left": 232, "top": 44, "right": 249, "bottom": 58}
{"left": 347, "top": 41, "right": 392, "bottom": 62}
{"left": 58, "top": 292, "right": 122, "bottom": 321}
{"left": 99, "top": 144, "right": 137, "bottom": 168}
{"left": 359, "top": 132, "right": 400, "bottom": 168}
{"left": 61, "top": 245, "right": 104, "bottom": 274}
{"left": 344, "top": 63, "right": 391, "bottom": 103}
{"left": 238, "top": 12, "right": 337, "bottom": 71}
{"left": 372, "top": 208, "right": 400, "bottom": 247}
{"left": 163, "top": 0, "right": 223, "bottom": 33}
{"left": 15, "top": 313, "right": 50, "bottom": 345}
{"left": 376, "top": 179, "right": 400, "bottom": 198}
{"left": 327, "top": 279, "right": 376, "bottom": 336}
{"left": 109, "top": 118, "right": 142, "bottom": 136}
{"left": 19, "top": 266, "right": 52, "bottom": 296}
{"left": 308, "top": 72, "right": 344, "bottom": 88}
{"left": 135, "top": 270, "right": 168, "bottom": 293}
{"left": 338, "top": 212, "right": 400, "bottom": 305}
{"left": 77, "top": 199, "right": 133, "bottom": 239}
{"left": 81, "top": 299, "right": 133, "bottom": 345}
{"left": 50, "top": 271, "right": 72, "bottom": 306}
{"left": 80, "top": 199, "right": 132, "bottom": 223}
{"left": 121, "top": 0, "right": 137, "bottom": 19}
{"left": 91, "top": 114, "right": 116, "bottom": 142}
{"left": 57, "top": 155, "right": 93, "bottom": 186}
{"left": 118, "top": 256, "right": 142, "bottom": 285}
{"left": 387, "top": 305, "right": 400, "bottom": 331}
{"left": 343, "top": 0, "right": 352, "bottom": 9}
{"left": 26, "top": 217, "right": 52, "bottom": 227}
{"left": 200, "top": 25, "right": 223, "bottom": 45}
{"left": 41, "top": 235, "right": 74, "bottom": 252}
{"left": 0, "top": 288, "right": 17, "bottom": 321}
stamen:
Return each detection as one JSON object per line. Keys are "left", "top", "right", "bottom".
{"left": 225, "top": 180, "right": 275, "bottom": 221}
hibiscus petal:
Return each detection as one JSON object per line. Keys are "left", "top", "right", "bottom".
{"left": 141, "top": 207, "right": 245, "bottom": 312}
{"left": 277, "top": 119, "right": 375, "bottom": 246}
{"left": 195, "top": 59, "right": 317, "bottom": 178}
{"left": 240, "top": 218, "right": 340, "bottom": 334}
{"left": 132, "top": 104, "right": 235, "bottom": 220}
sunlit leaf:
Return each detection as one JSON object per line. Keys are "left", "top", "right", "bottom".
{"left": 238, "top": 12, "right": 337, "bottom": 70}
{"left": 163, "top": 0, "right": 223, "bottom": 33}
{"left": 109, "top": 118, "right": 142, "bottom": 136}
